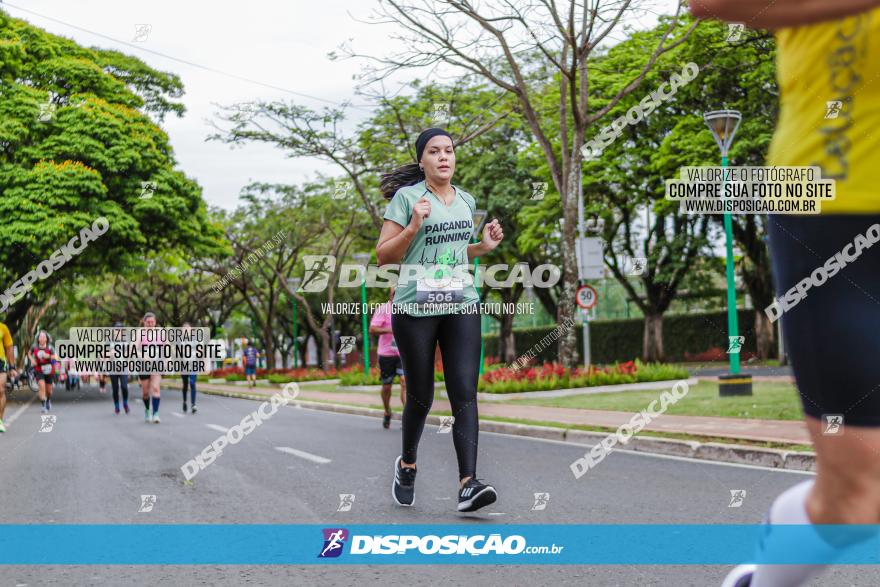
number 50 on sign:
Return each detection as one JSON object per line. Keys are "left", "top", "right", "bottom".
{"left": 576, "top": 285, "right": 597, "bottom": 310}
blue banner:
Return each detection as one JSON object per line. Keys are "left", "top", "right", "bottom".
{"left": 1, "top": 524, "right": 878, "bottom": 564}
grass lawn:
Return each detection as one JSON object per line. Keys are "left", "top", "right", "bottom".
{"left": 673, "top": 359, "right": 782, "bottom": 370}
{"left": 295, "top": 382, "right": 348, "bottom": 393}
{"left": 508, "top": 380, "right": 805, "bottom": 421}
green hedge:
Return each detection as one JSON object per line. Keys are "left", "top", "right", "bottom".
{"left": 483, "top": 310, "right": 767, "bottom": 363}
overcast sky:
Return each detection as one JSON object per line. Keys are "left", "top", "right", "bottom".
{"left": 4, "top": 0, "right": 678, "bottom": 211}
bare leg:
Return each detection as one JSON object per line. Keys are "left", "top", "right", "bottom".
{"left": 0, "top": 373, "right": 7, "bottom": 420}
{"left": 381, "top": 383, "right": 392, "bottom": 415}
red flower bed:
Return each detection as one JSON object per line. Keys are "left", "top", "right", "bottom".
{"left": 481, "top": 360, "right": 637, "bottom": 384}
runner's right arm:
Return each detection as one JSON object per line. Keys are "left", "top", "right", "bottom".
{"left": 690, "top": 0, "right": 880, "bottom": 28}
{"left": 376, "top": 198, "right": 431, "bottom": 265}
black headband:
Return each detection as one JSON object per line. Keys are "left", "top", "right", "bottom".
{"left": 415, "top": 128, "right": 453, "bottom": 163}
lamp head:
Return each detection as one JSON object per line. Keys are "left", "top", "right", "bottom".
{"left": 703, "top": 110, "right": 742, "bottom": 156}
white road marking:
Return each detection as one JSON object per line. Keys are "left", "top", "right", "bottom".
{"left": 274, "top": 446, "right": 331, "bottom": 464}
{"left": 171, "top": 412, "right": 185, "bottom": 418}
{"left": 6, "top": 394, "right": 37, "bottom": 426}
{"left": 282, "top": 406, "right": 815, "bottom": 475}
{"left": 205, "top": 424, "right": 228, "bottom": 433}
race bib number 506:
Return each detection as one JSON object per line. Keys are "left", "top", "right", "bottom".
{"left": 416, "top": 278, "right": 463, "bottom": 304}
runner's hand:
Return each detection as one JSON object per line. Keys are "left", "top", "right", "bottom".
{"left": 410, "top": 198, "right": 431, "bottom": 231}
{"left": 482, "top": 218, "right": 504, "bottom": 251}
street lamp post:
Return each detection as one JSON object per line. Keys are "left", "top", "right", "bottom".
{"left": 247, "top": 295, "right": 260, "bottom": 368}
{"left": 208, "top": 309, "right": 221, "bottom": 335}
{"left": 524, "top": 282, "right": 536, "bottom": 328}
{"left": 223, "top": 320, "right": 232, "bottom": 368}
{"left": 208, "top": 309, "right": 221, "bottom": 371}
{"left": 472, "top": 209, "right": 488, "bottom": 375}
{"left": 703, "top": 109, "right": 752, "bottom": 396}
{"left": 287, "top": 277, "right": 302, "bottom": 369}
{"left": 352, "top": 253, "right": 372, "bottom": 375}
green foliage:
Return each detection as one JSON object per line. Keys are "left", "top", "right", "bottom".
{"left": 0, "top": 11, "right": 223, "bottom": 327}
{"left": 483, "top": 310, "right": 767, "bottom": 364}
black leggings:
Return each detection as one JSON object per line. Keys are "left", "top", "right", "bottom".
{"left": 392, "top": 310, "right": 481, "bottom": 480}
{"left": 110, "top": 374, "right": 128, "bottom": 405}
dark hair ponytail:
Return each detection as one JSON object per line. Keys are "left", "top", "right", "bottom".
{"left": 380, "top": 162, "right": 425, "bottom": 201}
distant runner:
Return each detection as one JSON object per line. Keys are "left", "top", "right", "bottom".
{"left": 30, "top": 330, "right": 57, "bottom": 414}
{"left": 242, "top": 340, "right": 258, "bottom": 388}
{"left": 369, "top": 286, "right": 407, "bottom": 429}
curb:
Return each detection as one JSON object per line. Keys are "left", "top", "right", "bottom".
{"left": 199, "top": 387, "right": 815, "bottom": 472}
{"left": 338, "top": 378, "right": 699, "bottom": 401}
{"left": 473, "top": 377, "right": 700, "bottom": 401}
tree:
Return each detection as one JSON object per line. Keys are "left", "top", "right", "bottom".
{"left": 351, "top": 0, "right": 699, "bottom": 367}
{"left": 0, "top": 11, "right": 223, "bottom": 330}
{"left": 571, "top": 17, "right": 776, "bottom": 360}
{"left": 81, "top": 254, "right": 239, "bottom": 329}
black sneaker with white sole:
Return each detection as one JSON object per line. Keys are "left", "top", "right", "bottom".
{"left": 457, "top": 478, "right": 497, "bottom": 512}
{"left": 392, "top": 456, "right": 416, "bottom": 506}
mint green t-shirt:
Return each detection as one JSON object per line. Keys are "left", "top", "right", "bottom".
{"left": 383, "top": 180, "right": 480, "bottom": 317}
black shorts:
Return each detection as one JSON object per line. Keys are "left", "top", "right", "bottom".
{"left": 378, "top": 355, "right": 404, "bottom": 385}
{"left": 138, "top": 374, "right": 151, "bottom": 381}
{"left": 768, "top": 214, "right": 880, "bottom": 426}
{"left": 35, "top": 371, "right": 54, "bottom": 382}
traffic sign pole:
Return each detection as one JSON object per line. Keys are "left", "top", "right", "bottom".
{"left": 582, "top": 310, "right": 591, "bottom": 368}
{"left": 575, "top": 284, "right": 598, "bottom": 369}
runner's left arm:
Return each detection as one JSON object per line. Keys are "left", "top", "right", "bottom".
{"left": 467, "top": 218, "right": 504, "bottom": 262}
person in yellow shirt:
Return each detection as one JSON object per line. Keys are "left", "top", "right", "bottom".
{"left": 689, "top": 2, "right": 880, "bottom": 587}
{"left": 0, "top": 321, "right": 18, "bottom": 433}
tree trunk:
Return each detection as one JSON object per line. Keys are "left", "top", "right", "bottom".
{"left": 319, "top": 330, "right": 331, "bottom": 371}
{"left": 262, "top": 327, "right": 276, "bottom": 370}
{"left": 754, "top": 310, "right": 774, "bottom": 360}
{"left": 642, "top": 313, "right": 665, "bottom": 362}
{"left": 558, "top": 172, "right": 581, "bottom": 368}
{"left": 500, "top": 312, "right": 517, "bottom": 364}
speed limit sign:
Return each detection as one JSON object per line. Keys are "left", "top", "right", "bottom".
{"left": 576, "top": 284, "right": 598, "bottom": 310}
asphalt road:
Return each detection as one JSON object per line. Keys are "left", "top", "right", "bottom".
{"left": 1, "top": 383, "right": 875, "bottom": 586}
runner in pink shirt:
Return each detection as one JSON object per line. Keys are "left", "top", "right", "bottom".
{"left": 369, "top": 287, "right": 407, "bottom": 429}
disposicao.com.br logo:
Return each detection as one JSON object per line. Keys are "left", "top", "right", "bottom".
{"left": 318, "top": 528, "right": 563, "bottom": 558}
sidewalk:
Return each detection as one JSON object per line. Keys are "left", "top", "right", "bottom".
{"left": 180, "top": 380, "right": 811, "bottom": 446}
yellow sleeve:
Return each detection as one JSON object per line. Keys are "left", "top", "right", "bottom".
{"left": 0, "top": 325, "right": 11, "bottom": 349}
